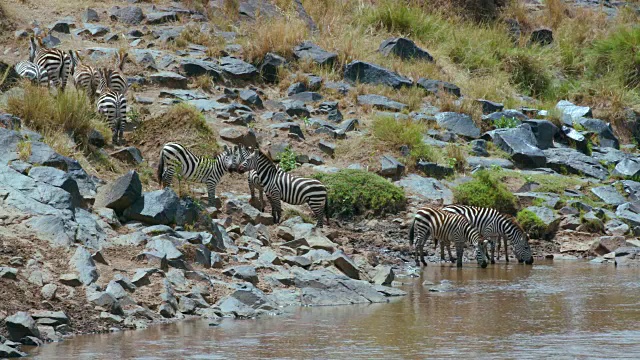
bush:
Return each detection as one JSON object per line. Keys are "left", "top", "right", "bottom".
{"left": 279, "top": 146, "right": 297, "bottom": 172}
{"left": 516, "top": 209, "right": 547, "bottom": 239}
{"left": 444, "top": 144, "right": 467, "bottom": 173}
{"left": 453, "top": 169, "right": 518, "bottom": 213}
{"left": 241, "top": 17, "right": 308, "bottom": 63}
{"left": 588, "top": 26, "right": 640, "bottom": 88}
{"left": 493, "top": 116, "right": 519, "bottom": 129}
{"left": 6, "top": 82, "right": 109, "bottom": 146}
{"left": 502, "top": 50, "right": 552, "bottom": 97}
{"left": 313, "top": 169, "right": 406, "bottom": 219}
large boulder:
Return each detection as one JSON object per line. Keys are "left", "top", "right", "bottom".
{"left": 149, "top": 71, "right": 188, "bottom": 89}
{"left": 344, "top": 61, "right": 412, "bottom": 89}
{"left": 292, "top": 268, "right": 387, "bottom": 306}
{"left": 379, "top": 37, "right": 433, "bottom": 61}
{"left": 293, "top": 41, "right": 337, "bottom": 66}
{"left": 487, "top": 124, "right": 546, "bottom": 168}
{"left": 69, "top": 246, "right": 99, "bottom": 285}
{"left": 94, "top": 171, "right": 142, "bottom": 213}
{"left": 591, "top": 186, "right": 626, "bottom": 206}
{"left": 124, "top": 188, "right": 179, "bottom": 225}
{"left": 179, "top": 58, "right": 223, "bottom": 79}
{"left": 5, "top": 312, "right": 40, "bottom": 341}
{"left": 576, "top": 117, "right": 619, "bottom": 149}
{"left": 542, "top": 148, "right": 608, "bottom": 180}
{"left": 616, "top": 202, "right": 640, "bottom": 227}
{"left": 395, "top": 174, "right": 453, "bottom": 204}
{"left": 526, "top": 206, "right": 561, "bottom": 237}
{"left": 522, "top": 119, "right": 558, "bottom": 150}
{"left": 556, "top": 100, "right": 592, "bottom": 125}
{"left": 613, "top": 158, "right": 640, "bottom": 178}
{"left": 416, "top": 78, "right": 460, "bottom": 97}
{"left": 219, "top": 57, "right": 258, "bottom": 80}
{"left": 379, "top": 155, "right": 405, "bottom": 180}
{"left": 109, "top": 6, "right": 145, "bottom": 25}
{"left": 357, "top": 94, "right": 406, "bottom": 112}
{"left": 258, "top": 52, "right": 286, "bottom": 83}
{"left": 435, "top": 112, "right": 481, "bottom": 139}
{"left": 28, "top": 166, "right": 83, "bottom": 208}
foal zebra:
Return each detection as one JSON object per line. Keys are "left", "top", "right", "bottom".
{"left": 96, "top": 68, "right": 127, "bottom": 144}
{"left": 157, "top": 142, "right": 237, "bottom": 206}
{"left": 15, "top": 60, "right": 49, "bottom": 85}
{"left": 69, "top": 50, "right": 99, "bottom": 99}
{"left": 442, "top": 205, "right": 533, "bottom": 264}
{"left": 31, "top": 36, "right": 70, "bottom": 90}
{"left": 409, "top": 206, "right": 488, "bottom": 268}
{"left": 236, "top": 146, "right": 329, "bottom": 227}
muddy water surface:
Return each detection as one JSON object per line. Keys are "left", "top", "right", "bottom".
{"left": 29, "top": 260, "right": 640, "bottom": 359}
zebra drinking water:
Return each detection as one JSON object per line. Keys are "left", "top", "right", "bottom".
{"left": 157, "top": 142, "right": 237, "bottom": 206}
{"left": 409, "top": 206, "right": 489, "bottom": 268}
{"left": 236, "top": 146, "right": 329, "bottom": 227}
{"left": 442, "top": 205, "right": 533, "bottom": 264}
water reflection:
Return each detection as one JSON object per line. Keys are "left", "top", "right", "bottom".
{"left": 30, "top": 261, "right": 640, "bottom": 359}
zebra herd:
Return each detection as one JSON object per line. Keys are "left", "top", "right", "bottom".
{"left": 14, "top": 34, "right": 129, "bottom": 144}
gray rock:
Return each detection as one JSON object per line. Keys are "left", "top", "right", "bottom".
{"left": 223, "top": 265, "right": 258, "bottom": 284}
{"left": 344, "top": 61, "right": 412, "bottom": 89}
{"left": 31, "top": 311, "right": 69, "bottom": 326}
{"left": 0, "top": 267, "right": 17, "bottom": 280}
{"left": 530, "top": 28, "right": 553, "bottom": 45}
{"left": 616, "top": 202, "right": 640, "bottom": 227}
{"left": 556, "top": 100, "right": 592, "bottom": 125}
{"left": 620, "top": 180, "right": 640, "bottom": 201}
{"left": 110, "top": 6, "right": 144, "bottom": 25}
{"left": 293, "top": 41, "right": 337, "bottom": 66}
{"left": 5, "top": 312, "right": 40, "bottom": 341}
{"left": 379, "top": 37, "right": 433, "bottom": 61}
{"left": 82, "top": 8, "right": 100, "bottom": 23}
{"left": 330, "top": 251, "right": 360, "bottom": 279}
{"left": 470, "top": 139, "right": 489, "bottom": 156}
{"left": 379, "top": 155, "right": 405, "bottom": 180}
{"left": 259, "top": 52, "right": 286, "bottom": 83}
{"left": 28, "top": 141, "right": 69, "bottom": 171}
{"left": 69, "top": 246, "right": 99, "bottom": 286}
{"left": 395, "top": 174, "right": 453, "bottom": 204}
{"left": 269, "top": 122, "right": 305, "bottom": 139}
{"left": 87, "top": 290, "right": 123, "bottom": 315}
{"left": 282, "top": 100, "right": 310, "bottom": 118}
{"left": 526, "top": 206, "right": 561, "bottom": 235}
{"left": 0, "top": 344, "right": 26, "bottom": 357}
{"left": 292, "top": 268, "right": 386, "bottom": 306}
{"left": 145, "top": 238, "right": 184, "bottom": 260}
{"left": 613, "top": 158, "right": 640, "bottom": 178}
{"left": 416, "top": 161, "right": 454, "bottom": 179}
{"left": 178, "top": 296, "right": 197, "bottom": 314}
{"left": 577, "top": 117, "right": 619, "bottom": 149}
{"left": 41, "top": 284, "right": 57, "bottom": 300}
{"left": 289, "top": 91, "right": 323, "bottom": 104}
{"left": 131, "top": 268, "right": 160, "bottom": 287}
{"left": 357, "top": 94, "right": 406, "bottom": 112}
{"left": 219, "top": 57, "right": 257, "bottom": 80}
{"left": 435, "top": 112, "right": 481, "bottom": 139}
{"left": 179, "top": 58, "right": 223, "bottom": 79}
{"left": 149, "top": 71, "right": 188, "bottom": 89}
{"left": 124, "top": 188, "right": 179, "bottom": 225}
{"left": 287, "top": 82, "right": 307, "bottom": 96}
{"left": 74, "top": 208, "right": 109, "bottom": 249}
{"left": 319, "top": 140, "right": 336, "bottom": 157}
{"left": 216, "top": 283, "right": 277, "bottom": 318}
{"left": 239, "top": 89, "right": 263, "bottom": 108}
{"left": 543, "top": 148, "right": 608, "bottom": 180}
{"left": 488, "top": 124, "right": 546, "bottom": 168}
{"left": 94, "top": 171, "right": 142, "bottom": 213}
{"left": 110, "top": 147, "right": 144, "bottom": 165}
{"left": 113, "top": 274, "right": 136, "bottom": 292}
{"left": 417, "top": 78, "right": 461, "bottom": 97}
{"left": 59, "top": 273, "right": 82, "bottom": 287}
{"left": 476, "top": 99, "right": 504, "bottom": 114}
{"left": 371, "top": 265, "right": 394, "bottom": 286}
{"left": 591, "top": 186, "right": 626, "bottom": 206}
{"left": 49, "top": 20, "right": 73, "bottom": 34}
{"left": 146, "top": 11, "right": 178, "bottom": 25}
{"left": 522, "top": 119, "right": 558, "bottom": 150}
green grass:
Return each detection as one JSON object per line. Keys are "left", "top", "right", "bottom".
{"left": 279, "top": 146, "right": 298, "bottom": 172}
{"left": 453, "top": 168, "right": 518, "bottom": 214}
{"left": 525, "top": 174, "right": 586, "bottom": 194}
{"left": 587, "top": 26, "right": 640, "bottom": 89}
{"left": 493, "top": 115, "right": 520, "bottom": 129}
{"left": 516, "top": 209, "right": 548, "bottom": 239}
{"left": 313, "top": 169, "right": 406, "bottom": 219}
{"left": 372, "top": 114, "right": 442, "bottom": 164}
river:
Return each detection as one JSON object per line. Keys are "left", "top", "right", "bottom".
{"left": 28, "top": 260, "right": 640, "bottom": 359}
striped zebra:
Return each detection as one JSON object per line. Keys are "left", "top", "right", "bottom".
{"left": 157, "top": 142, "right": 237, "bottom": 206}
{"left": 107, "top": 51, "right": 129, "bottom": 94}
{"left": 31, "top": 35, "right": 71, "bottom": 90}
{"left": 96, "top": 68, "right": 127, "bottom": 145}
{"left": 442, "top": 205, "right": 534, "bottom": 264}
{"left": 236, "top": 146, "right": 329, "bottom": 227}
{"left": 14, "top": 60, "right": 49, "bottom": 85}
{"left": 235, "top": 145, "right": 281, "bottom": 212}
{"left": 69, "top": 50, "right": 99, "bottom": 99}
{"left": 409, "top": 206, "right": 489, "bottom": 268}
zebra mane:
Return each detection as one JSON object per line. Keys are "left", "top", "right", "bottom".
{"left": 504, "top": 214, "right": 526, "bottom": 235}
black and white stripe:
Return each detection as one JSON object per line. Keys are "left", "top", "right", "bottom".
{"left": 108, "top": 51, "right": 129, "bottom": 94}
{"left": 409, "top": 206, "right": 488, "bottom": 268}
{"left": 237, "top": 146, "right": 329, "bottom": 227}
{"left": 15, "top": 60, "right": 49, "bottom": 85}
{"left": 236, "top": 145, "right": 280, "bottom": 212}
{"left": 32, "top": 36, "right": 70, "bottom": 90}
{"left": 442, "top": 205, "right": 533, "bottom": 264}
{"left": 97, "top": 68, "right": 127, "bottom": 144}
{"left": 69, "top": 50, "right": 99, "bottom": 99}
{"left": 157, "top": 142, "right": 237, "bottom": 205}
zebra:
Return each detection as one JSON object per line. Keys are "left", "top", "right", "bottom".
{"left": 236, "top": 146, "right": 329, "bottom": 227}
{"left": 69, "top": 50, "right": 99, "bottom": 100}
{"left": 96, "top": 68, "right": 127, "bottom": 144}
{"left": 107, "top": 51, "right": 129, "bottom": 94}
{"left": 157, "top": 142, "right": 237, "bottom": 206}
{"left": 442, "top": 205, "right": 534, "bottom": 265}
{"left": 235, "top": 145, "right": 281, "bottom": 212}
{"left": 31, "top": 35, "right": 70, "bottom": 90}
{"left": 14, "top": 60, "right": 49, "bottom": 85}
{"left": 409, "top": 206, "right": 489, "bottom": 268}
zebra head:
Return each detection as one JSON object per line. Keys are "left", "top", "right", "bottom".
{"left": 29, "top": 36, "right": 38, "bottom": 62}
{"left": 470, "top": 229, "right": 489, "bottom": 269}
{"left": 235, "top": 145, "right": 257, "bottom": 173}
{"left": 509, "top": 219, "right": 534, "bottom": 265}
{"left": 220, "top": 145, "right": 236, "bottom": 172}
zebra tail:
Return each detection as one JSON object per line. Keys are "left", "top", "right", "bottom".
{"left": 409, "top": 219, "right": 415, "bottom": 247}
{"left": 157, "top": 151, "right": 165, "bottom": 186}
{"left": 324, "top": 193, "right": 330, "bottom": 225}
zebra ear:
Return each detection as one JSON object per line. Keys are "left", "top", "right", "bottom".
{"left": 223, "top": 144, "right": 229, "bottom": 153}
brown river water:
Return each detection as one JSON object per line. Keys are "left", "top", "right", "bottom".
{"left": 28, "top": 260, "right": 640, "bottom": 359}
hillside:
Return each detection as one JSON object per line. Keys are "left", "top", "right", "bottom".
{"left": 1, "top": 0, "right": 640, "bottom": 355}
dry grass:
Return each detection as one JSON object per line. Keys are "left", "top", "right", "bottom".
{"left": 240, "top": 16, "right": 309, "bottom": 64}
{"left": 175, "top": 25, "right": 226, "bottom": 56}
{"left": 16, "top": 140, "right": 31, "bottom": 161}
{"left": 193, "top": 75, "right": 214, "bottom": 92}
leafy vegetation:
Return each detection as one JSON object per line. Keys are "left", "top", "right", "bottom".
{"left": 314, "top": 169, "right": 406, "bottom": 218}
{"left": 453, "top": 169, "right": 518, "bottom": 213}
{"left": 279, "top": 146, "right": 298, "bottom": 172}
{"left": 493, "top": 116, "right": 519, "bottom": 129}
{"left": 516, "top": 209, "right": 548, "bottom": 239}
{"left": 371, "top": 114, "right": 442, "bottom": 164}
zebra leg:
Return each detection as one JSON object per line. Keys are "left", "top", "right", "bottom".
{"left": 503, "top": 236, "right": 509, "bottom": 263}
{"left": 162, "top": 167, "right": 174, "bottom": 188}
{"left": 258, "top": 187, "right": 265, "bottom": 212}
{"left": 455, "top": 242, "right": 464, "bottom": 268}
{"left": 447, "top": 242, "right": 456, "bottom": 263}
{"left": 267, "top": 191, "right": 282, "bottom": 224}
{"left": 439, "top": 240, "right": 445, "bottom": 262}
{"left": 206, "top": 181, "right": 217, "bottom": 206}
{"left": 490, "top": 237, "right": 497, "bottom": 264}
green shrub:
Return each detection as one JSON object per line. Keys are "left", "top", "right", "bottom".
{"left": 588, "top": 26, "right": 640, "bottom": 88}
{"left": 372, "top": 115, "right": 441, "bottom": 163}
{"left": 279, "top": 146, "right": 297, "bottom": 172}
{"left": 516, "top": 209, "right": 547, "bottom": 239}
{"left": 453, "top": 169, "right": 518, "bottom": 213}
{"left": 493, "top": 116, "right": 519, "bottom": 129}
{"left": 313, "top": 169, "right": 406, "bottom": 218}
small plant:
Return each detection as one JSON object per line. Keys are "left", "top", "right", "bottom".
{"left": 445, "top": 144, "right": 467, "bottom": 173}
{"left": 516, "top": 209, "right": 548, "bottom": 239}
{"left": 313, "top": 169, "right": 406, "bottom": 219}
{"left": 16, "top": 140, "right": 31, "bottom": 161}
{"left": 493, "top": 116, "right": 519, "bottom": 129}
{"left": 279, "top": 146, "right": 297, "bottom": 172}
{"left": 453, "top": 168, "right": 518, "bottom": 214}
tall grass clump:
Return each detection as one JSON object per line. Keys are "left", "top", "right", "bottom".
{"left": 587, "top": 26, "right": 640, "bottom": 89}
{"left": 241, "top": 17, "right": 308, "bottom": 64}
{"left": 6, "top": 82, "right": 109, "bottom": 146}
{"left": 453, "top": 168, "right": 518, "bottom": 214}
{"left": 314, "top": 169, "right": 406, "bottom": 218}
{"left": 371, "top": 114, "right": 440, "bottom": 163}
